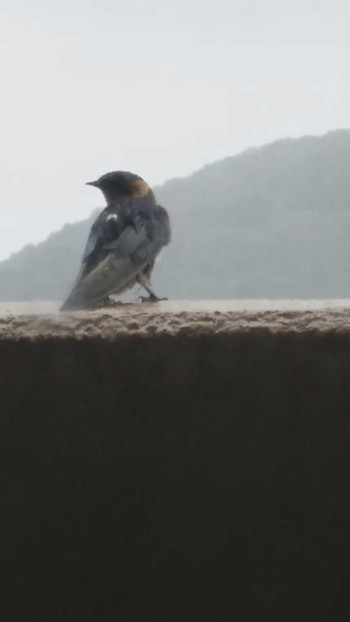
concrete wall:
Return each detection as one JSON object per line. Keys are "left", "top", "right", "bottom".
{"left": 1, "top": 305, "right": 350, "bottom": 621}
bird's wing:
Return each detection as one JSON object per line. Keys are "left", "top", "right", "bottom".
{"left": 78, "top": 208, "right": 120, "bottom": 280}
{"left": 61, "top": 208, "right": 122, "bottom": 309}
{"left": 60, "top": 211, "right": 167, "bottom": 310}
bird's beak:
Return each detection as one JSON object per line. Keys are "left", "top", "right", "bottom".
{"left": 86, "top": 180, "right": 99, "bottom": 187}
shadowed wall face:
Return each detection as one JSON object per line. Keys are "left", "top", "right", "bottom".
{"left": 1, "top": 332, "right": 350, "bottom": 621}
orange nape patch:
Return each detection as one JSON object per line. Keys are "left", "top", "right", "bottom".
{"left": 131, "top": 179, "right": 151, "bottom": 198}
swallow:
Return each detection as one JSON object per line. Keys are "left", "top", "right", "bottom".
{"left": 60, "top": 171, "right": 171, "bottom": 311}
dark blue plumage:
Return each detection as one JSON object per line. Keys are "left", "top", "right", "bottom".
{"left": 60, "top": 171, "right": 171, "bottom": 311}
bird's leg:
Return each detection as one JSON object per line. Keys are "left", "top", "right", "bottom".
{"left": 137, "top": 280, "right": 168, "bottom": 303}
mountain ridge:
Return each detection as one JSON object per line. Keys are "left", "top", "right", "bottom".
{"left": 1, "top": 129, "right": 350, "bottom": 301}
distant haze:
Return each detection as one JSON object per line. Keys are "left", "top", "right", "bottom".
{"left": 0, "top": 0, "right": 350, "bottom": 259}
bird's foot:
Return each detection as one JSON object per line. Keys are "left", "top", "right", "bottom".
{"left": 97, "top": 297, "right": 125, "bottom": 308}
{"left": 138, "top": 295, "right": 168, "bottom": 303}
{"left": 97, "top": 297, "right": 111, "bottom": 308}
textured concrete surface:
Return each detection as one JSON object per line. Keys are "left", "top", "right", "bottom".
{"left": 2, "top": 299, "right": 350, "bottom": 339}
{"left": 1, "top": 302, "right": 350, "bottom": 621}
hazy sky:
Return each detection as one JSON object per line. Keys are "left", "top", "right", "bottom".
{"left": 1, "top": 0, "right": 350, "bottom": 259}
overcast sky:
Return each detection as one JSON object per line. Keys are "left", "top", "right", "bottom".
{"left": 0, "top": 0, "right": 349, "bottom": 259}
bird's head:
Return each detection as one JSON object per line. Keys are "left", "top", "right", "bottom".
{"left": 86, "top": 171, "right": 153, "bottom": 205}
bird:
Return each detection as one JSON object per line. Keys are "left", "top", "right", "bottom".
{"left": 60, "top": 171, "right": 171, "bottom": 311}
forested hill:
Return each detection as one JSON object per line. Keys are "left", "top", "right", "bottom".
{"left": 1, "top": 129, "right": 350, "bottom": 301}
